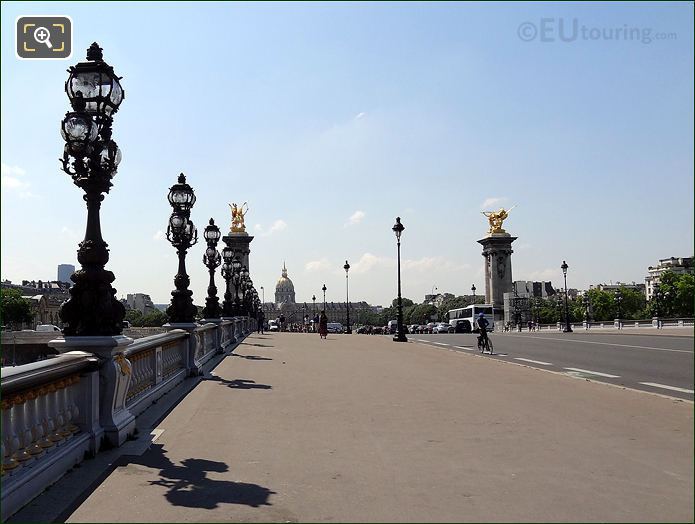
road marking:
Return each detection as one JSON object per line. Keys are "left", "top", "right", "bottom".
{"left": 639, "top": 382, "right": 694, "bottom": 394}
{"left": 515, "top": 358, "right": 553, "bottom": 366}
{"left": 564, "top": 367, "right": 620, "bottom": 378}
{"left": 434, "top": 342, "right": 450, "bottom": 346}
{"left": 454, "top": 345, "right": 475, "bottom": 351}
{"left": 416, "top": 339, "right": 428, "bottom": 343}
{"left": 504, "top": 335, "right": 691, "bottom": 354}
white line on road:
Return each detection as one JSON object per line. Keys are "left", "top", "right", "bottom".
{"left": 564, "top": 367, "right": 620, "bottom": 378}
{"left": 515, "top": 358, "right": 553, "bottom": 366}
{"left": 434, "top": 342, "right": 450, "bottom": 346}
{"left": 503, "top": 335, "right": 691, "bottom": 354}
{"left": 639, "top": 382, "right": 694, "bottom": 394}
{"left": 454, "top": 346, "right": 475, "bottom": 351}
{"left": 416, "top": 339, "right": 428, "bottom": 343}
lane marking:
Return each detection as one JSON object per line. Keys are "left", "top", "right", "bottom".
{"left": 416, "top": 339, "right": 428, "bottom": 343}
{"left": 434, "top": 342, "right": 450, "bottom": 346}
{"left": 639, "top": 382, "right": 694, "bottom": 394}
{"left": 564, "top": 367, "right": 620, "bottom": 378}
{"left": 454, "top": 345, "right": 475, "bottom": 351}
{"left": 515, "top": 358, "right": 553, "bottom": 366}
{"left": 503, "top": 335, "right": 691, "bottom": 354}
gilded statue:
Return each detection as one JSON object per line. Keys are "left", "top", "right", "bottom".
{"left": 229, "top": 202, "right": 249, "bottom": 233}
{"left": 481, "top": 206, "right": 515, "bottom": 235}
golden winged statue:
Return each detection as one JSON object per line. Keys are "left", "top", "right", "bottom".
{"left": 229, "top": 202, "right": 249, "bottom": 233}
{"left": 481, "top": 206, "right": 515, "bottom": 235}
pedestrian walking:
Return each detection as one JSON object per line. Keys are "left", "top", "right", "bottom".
{"left": 318, "top": 310, "right": 328, "bottom": 339}
{"left": 257, "top": 310, "right": 265, "bottom": 334}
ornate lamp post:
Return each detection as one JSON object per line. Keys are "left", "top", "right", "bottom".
{"left": 260, "top": 286, "right": 264, "bottom": 305}
{"left": 512, "top": 282, "right": 521, "bottom": 331}
{"left": 471, "top": 284, "right": 476, "bottom": 304}
{"left": 615, "top": 289, "right": 623, "bottom": 328}
{"left": 322, "top": 284, "right": 327, "bottom": 311}
{"left": 392, "top": 217, "right": 407, "bottom": 342}
{"left": 560, "top": 261, "right": 573, "bottom": 333}
{"left": 201, "top": 218, "right": 222, "bottom": 320}
{"left": 220, "top": 247, "right": 234, "bottom": 317}
{"left": 583, "top": 294, "right": 591, "bottom": 327}
{"left": 343, "top": 260, "right": 351, "bottom": 334}
{"left": 312, "top": 294, "right": 316, "bottom": 316}
{"left": 165, "top": 174, "right": 198, "bottom": 323}
{"left": 58, "top": 43, "right": 127, "bottom": 336}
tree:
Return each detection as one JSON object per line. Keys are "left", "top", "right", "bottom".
{"left": 141, "top": 310, "right": 168, "bottom": 327}
{"left": 408, "top": 304, "right": 438, "bottom": 325}
{"left": 649, "top": 271, "right": 695, "bottom": 318}
{"left": 1, "top": 289, "right": 34, "bottom": 329}
{"left": 392, "top": 297, "right": 414, "bottom": 309}
{"left": 437, "top": 296, "right": 471, "bottom": 321}
{"left": 125, "top": 309, "right": 144, "bottom": 327}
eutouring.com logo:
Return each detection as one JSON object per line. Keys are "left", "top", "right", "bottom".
{"left": 517, "top": 18, "right": 677, "bottom": 45}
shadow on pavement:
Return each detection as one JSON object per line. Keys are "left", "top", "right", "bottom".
{"left": 231, "top": 354, "right": 273, "bottom": 361}
{"left": 204, "top": 376, "right": 272, "bottom": 390}
{"left": 132, "top": 444, "right": 275, "bottom": 509}
{"left": 240, "top": 342, "right": 275, "bottom": 348}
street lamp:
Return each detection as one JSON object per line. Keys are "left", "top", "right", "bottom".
{"left": 220, "top": 247, "right": 234, "bottom": 317}
{"left": 583, "top": 293, "right": 591, "bottom": 326}
{"left": 59, "top": 43, "right": 126, "bottom": 336}
{"left": 615, "top": 289, "right": 623, "bottom": 328}
{"left": 322, "top": 284, "right": 327, "bottom": 311}
{"left": 165, "top": 174, "right": 198, "bottom": 323}
{"left": 202, "top": 218, "right": 222, "bottom": 320}
{"left": 392, "top": 217, "right": 407, "bottom": 342}
{"left": 471, "top": 284, "right": 476, "bottom": 304}
{"left": 312, "top": 294, "right": 316, "bottom": 316}
{"left": 344, "top": 260, "right": 351, "bottom": 334}
{"left": 512, "top": 282, "right": 521, "bottom": 331}
{"left": 560, "top": 261, "right": 573, "bottom": 333}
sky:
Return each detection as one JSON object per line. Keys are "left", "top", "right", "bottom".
{"left": 1, "top": 1, "right": 693, "bottom": 307}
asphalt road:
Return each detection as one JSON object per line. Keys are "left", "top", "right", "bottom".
{"left": 412, "top": 331, "right": 694, "bottom": 400}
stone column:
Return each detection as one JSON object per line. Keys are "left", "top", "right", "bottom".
{"left": 48, "top": 336, "right": 134, "bottom": 447}
{"left": 221, "top": 231, "right": 254, "bottom": 273}
{"left": 478, "top": 234, "right": 517, "bottom": 316}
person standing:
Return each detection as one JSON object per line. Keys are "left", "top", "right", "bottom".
{"left": 258, "top": 309, "right": 265, "bottom": 334}
{"left": 318, "top": 310, "right": 328, "bottom": 340}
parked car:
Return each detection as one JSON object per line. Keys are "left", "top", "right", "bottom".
{"left": 433, "top": 322, "right": 454, "bottom": 334}
{"left": 450, "top": 319, "right": 472, "bottom": 333}
{"left": 425, "top": 322, "right": 436, "bottom": 333}
{"left": 372, "top": 326, "right": 384, "bottom": 335}
{"left": 36, "top": 324, "right": 61, "bottom": 333}
{"left": 268, "top": 320, "right": 279, "bottom": 332}
{"left": 327, "top": 322, "right": 344, "bottom": 333}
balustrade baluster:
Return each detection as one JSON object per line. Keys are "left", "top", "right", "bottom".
{"left": 10, "top": 396, "right": 32, "bottom": 463}
{"left": 1, "top": 400, "right": 20, "bottom": 473}
{"left": 24, "top": 391, "right": 45, "bottom": 458}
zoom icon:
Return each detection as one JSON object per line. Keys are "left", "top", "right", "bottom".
{"left": 16, "top": 16, "right": 72, "bottom": 59}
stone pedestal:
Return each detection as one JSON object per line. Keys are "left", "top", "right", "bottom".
{"left": 48, "top": 335, "right": 135, "bottom": 447}
{"left": 222, "top": 231, "right": 254, "bottom": 272}
{"left": 478, "top": 233, "right": 517, "bottom": 315}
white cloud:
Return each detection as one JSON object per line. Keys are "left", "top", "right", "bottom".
{"left": 61, "top": 226, "right": 79, "bottom": 240}
{"left": 1, "top": 164, "right": 26, "bottom": 177}
{"left": 351, "top": 253, "right": 393, "bottom": 274}
{"left": 153, "top": 230, "right": 165, "bottom": 241}
{"left": 2, "top": 163, "right": 37, "bottom": 196}
{"left": 345, "top": 210, "right": 365, "bottom": 227}
{"left": 354, "top": 112, "right": 366, "bottom": 120}
{"left": 256, "top": 219, "right": 288, "bottom": 237}
{"left": 305, "top": 258, "right": 332, "bottom": 272}
{"left": 481, "top": 197, "right": 508, "bottom": 209}
{"left": 349, "top": 253, "right": 469, "bottom": 276}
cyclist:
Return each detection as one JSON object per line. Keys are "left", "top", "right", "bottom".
{"left": 476, "top": 312, "right": 491, "bottom": 353}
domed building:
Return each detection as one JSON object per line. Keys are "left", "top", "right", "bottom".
{"left": 275, "top": 262, "right": 296, "bottom": 305}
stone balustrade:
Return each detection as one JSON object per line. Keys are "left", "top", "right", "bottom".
{"left": 1, "top": 316, "right": 253, "bottom": 521}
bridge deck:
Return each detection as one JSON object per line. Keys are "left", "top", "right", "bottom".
{"left": 16, "top": 333, "right": 695, "bottom": 522}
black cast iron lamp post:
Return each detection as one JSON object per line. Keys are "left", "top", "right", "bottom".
{"left": 202, "top": 218, "right": 222, "bottom": 319}
{"left": 471, "top": 284, "right": 476, "bottom": 304}
{"left": 560, "top": 260, "right": 573, "bottom": 333}
{"left": 221, "top": 247, "right": 234, "bottom": 317}
{"left": 165, "top": 174, "right": 198, "bottom": 323}
{"left": 344, "top": 260, "right": 351, "bottom": 334}
{"left": 615, "top": 289, "right": 623, "bottom": 327}
{"left": 59, "top": 43, "right": 126, "bottom": 336}
{"left": 392, "top": 217, "right": 407, "bottom": 342}
{"left": 583, "top": 294, "right": 591, "bottom": 325}
{"left": 322, "top": 284, "right": 327, "bottom": 310}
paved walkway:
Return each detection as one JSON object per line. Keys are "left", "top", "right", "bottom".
{"left": 42, "top": 333, "right": 695, "bottom": 522}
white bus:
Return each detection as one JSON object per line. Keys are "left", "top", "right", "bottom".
{"left": 448, "top": 305, "right": 495, "bottom": 333}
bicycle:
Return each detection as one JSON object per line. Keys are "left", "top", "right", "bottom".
{"left": 477, "top": 330, "right": 493, "bottom": 354}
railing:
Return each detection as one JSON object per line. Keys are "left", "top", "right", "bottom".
{"left": 1, "top": 353, "right": 99, "bottom": 521}
{"left": 1, "top": 317, "right": 253, "bottom": 521}
{"left": 529, "top": 318, "right": 695, "bottom": 331}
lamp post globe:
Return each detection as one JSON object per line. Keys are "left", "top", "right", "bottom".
{"left": 560, "top": 260, "right": 573, "bottom": 333}
{"left": 392, "top": 217, "right": 407, "bottom": 342}
{"left": 344, "top": 260, "right": 351, "bottom": 334}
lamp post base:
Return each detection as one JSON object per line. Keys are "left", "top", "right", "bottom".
{"left": 393, "top": 334, "right": 408, "bottom": 342}
{"left": 563, "top": 326, "right": 573, "bottom": 333}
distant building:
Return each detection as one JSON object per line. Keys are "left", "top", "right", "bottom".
{"left": 1, "top": 279, "right": 71, "bottom": 295}
{"left": 512, "top": 281, "right": 556, "bottom": 298}
{"left": 424, "top": 293, "right": 455, "bottom": 307}
{"left": 125, "top": 293, "right": 156, "bottom": 314}
{"left": 590, "top": 282, "right": 646, "bottom": 295}
{"left": 57, "top": 264, "right": 75, "bottom": 284}
{"left": 645, "top": 257, "right": 694, "bottom": 300}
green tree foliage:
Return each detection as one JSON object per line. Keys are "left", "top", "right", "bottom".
{"left": 142, "top": 310, "right": 169, "bottom": 327}
{"left": 392, "top": 297, "right": 414, "bottom": 308}
{"left": 125, "top": 309, "right": 144, "bottom": 326}
{"left": 648, "top": 271, "right": 695, "bottom": 318}
{"left": 0, "top": 289, "right": 34, "bottom": 328}
{"left": 408, "top": 304, "right": 438, "bottom": 324}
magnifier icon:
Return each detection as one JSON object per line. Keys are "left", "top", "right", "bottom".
{"left": 33, "top": 26, "right": 53, "bottom": 49}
